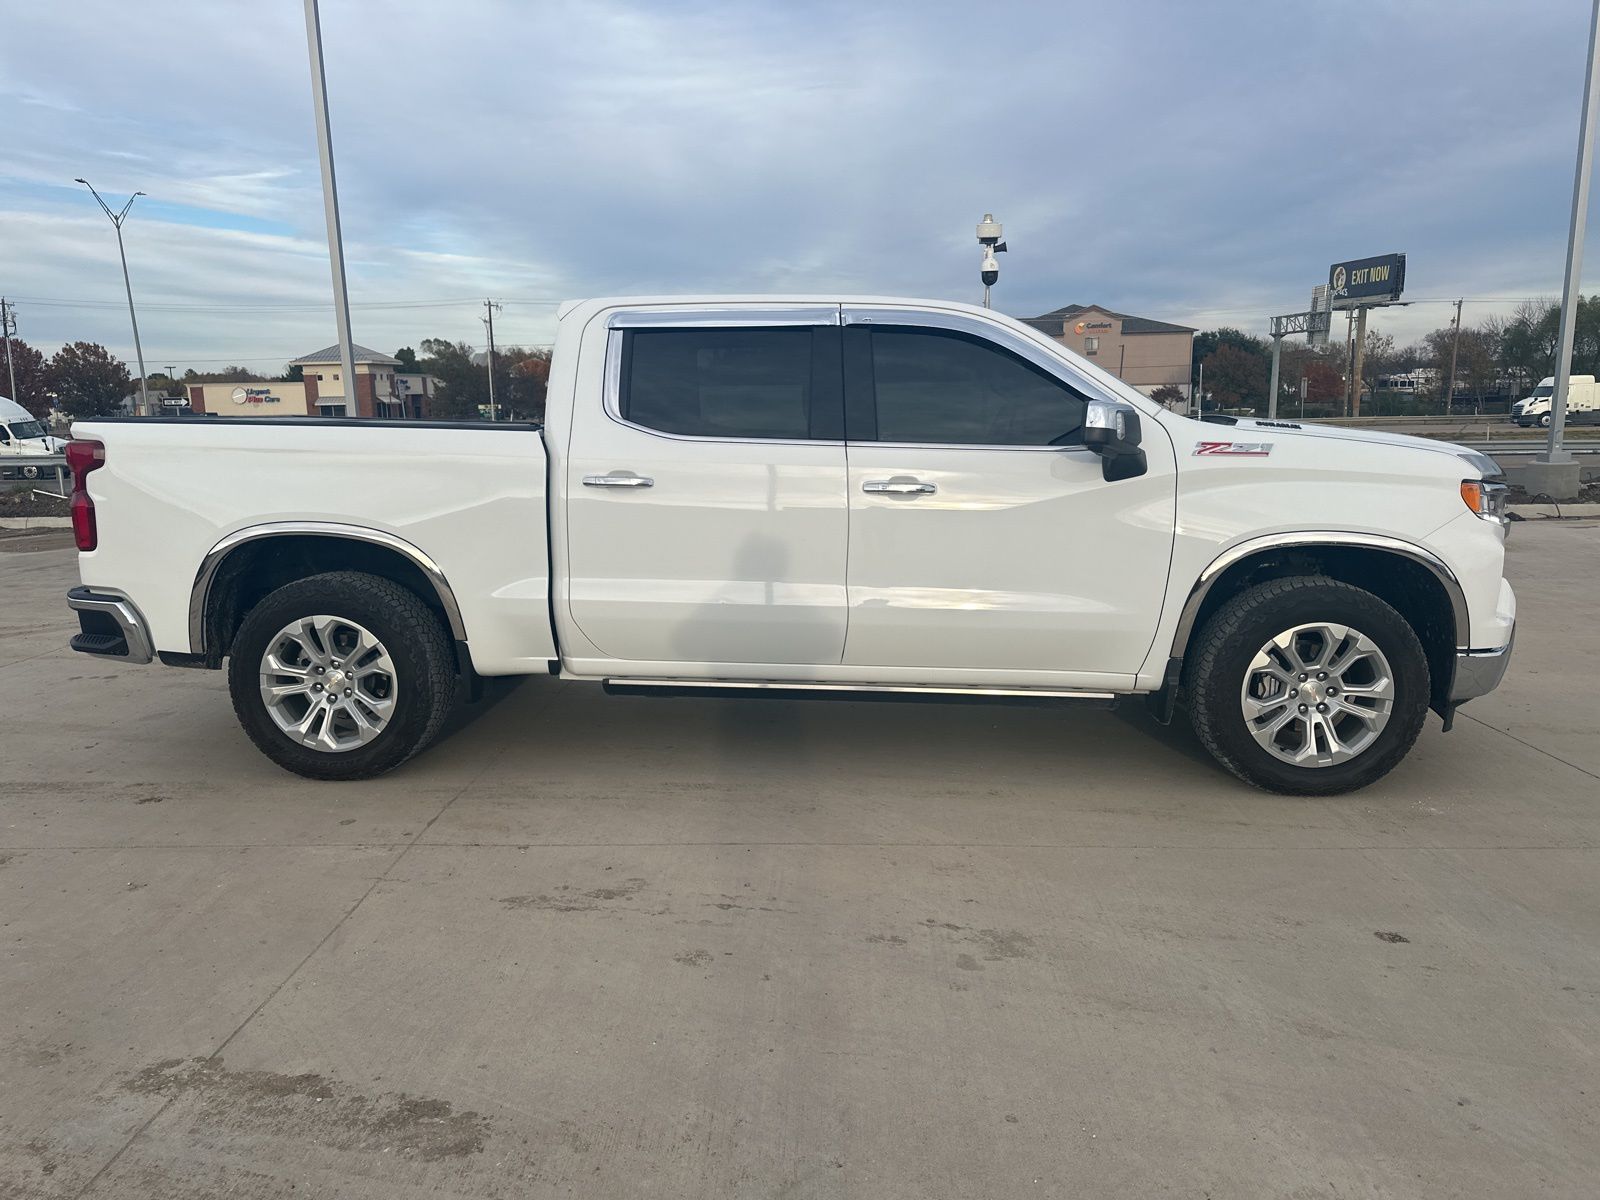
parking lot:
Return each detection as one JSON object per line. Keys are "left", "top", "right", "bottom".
{"left": 2, "top": 523, "right": 1597, "bottom": 1199}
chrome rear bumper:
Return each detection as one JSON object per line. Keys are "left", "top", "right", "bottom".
{"left": 67, "top": 586, "right": 154, "bottom": 664}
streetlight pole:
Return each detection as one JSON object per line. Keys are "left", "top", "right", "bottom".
{"left": 1, "top": 298, "right": 17, "bottom": 402}
{"left": 302, "top": 0, "right": 357, "bottom": 416}
{"left": 75, "top": 180, "right": 150, "bottom": 413}
{"left": 1540, "top": 0, "right": 1600, "bottom": 470}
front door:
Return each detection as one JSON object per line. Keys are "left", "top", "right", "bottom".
{"left": 840, "top": 309, "right": 1176, "bottom": 682}
{"left": 565, "top": 309, "right": 850, "bottom": 667}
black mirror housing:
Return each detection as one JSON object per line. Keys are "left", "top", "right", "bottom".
{"left": 1082, "top": 400, "right": 1147, "bottom": 481}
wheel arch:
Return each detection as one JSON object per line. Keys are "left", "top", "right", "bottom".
{"left": 1171, "top": 533, "right": 1468, "bottom": 712}
{"left": 190, "top": 523, "right": 468, "bottom": 667}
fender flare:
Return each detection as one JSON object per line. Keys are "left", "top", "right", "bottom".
{"left": 1168, "top": 531, "right": 1471, "bottom": 662}
{"left": 188, "top": 521, "right": 469, "bottom": 656}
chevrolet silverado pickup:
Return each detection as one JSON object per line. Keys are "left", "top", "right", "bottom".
{"left": 64, "top": 296, "right": 1516, "bottom": 794}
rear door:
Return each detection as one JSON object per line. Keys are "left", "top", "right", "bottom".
{"left": 839, "top": 307, "right": 1176, "bottom": 681}
{"left": 564, "top": 306, "right": 850, "bottom": 667}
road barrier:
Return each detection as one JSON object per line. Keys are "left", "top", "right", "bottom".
{"left": 0, "top": 455, "right": 70, "bottom": 496}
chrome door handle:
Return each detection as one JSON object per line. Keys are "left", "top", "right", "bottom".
{"left": 583, "top": 472, "right": 654, "bottom": 488}
{"left": 863, "top": 477, "right": 937, "bottom": 496}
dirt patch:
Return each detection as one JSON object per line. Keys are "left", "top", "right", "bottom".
{"left": 498, "top": 876, "right": 647, "bottom": 913}
{"left": 0, "top": 527, "right": 74, "bottom": 552}
{"left": 1508, "top": 481, "right": 1600, "bottom": 505}
{"left": 1374, "top": 931, "right": 1411, "bottom": 944}
{"left": 0, "top": 490, "right": 69, "bottom": 516}
{"left": 673, "top": 949, "right": 713, "bottom": 967}
{"left": 123, "top": 1057, "right": 490, "bottom": 1161}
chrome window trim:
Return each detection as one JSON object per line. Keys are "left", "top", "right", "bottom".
{"left": 1168, "top": 532, "right": 1473, "bottom": 660}
{"left": 188, "top": 521, "right": 469, "bottom": 656}
{"left": 842, "top": 305, "right": 1122, "bottom": 451}
{"left": 606, "top": 305, "right": 841, "bottom": 329}
{"left": 601, "top": 326, "right": 844, "bottom": 448}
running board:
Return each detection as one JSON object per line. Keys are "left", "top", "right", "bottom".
{"left": 601, "top": 678, "right": 1121, "bottom": 707}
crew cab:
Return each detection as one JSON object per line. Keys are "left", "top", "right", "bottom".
{"left": 64, "top": 297, "right": 1516, "bottom": 794}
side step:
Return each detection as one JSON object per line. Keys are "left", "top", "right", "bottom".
{"left": 602, "top": 678, "right": 1121, "bottom": 707}
{"left": 70, "top": 631, "right": 129, "bottom": 657}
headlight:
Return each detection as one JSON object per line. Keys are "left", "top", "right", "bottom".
{"left": 1460, "top": 479, "right": 1509, "bottom": 525}
{"left": 1454, "top": 447, "right": 1503, "bottom": 479}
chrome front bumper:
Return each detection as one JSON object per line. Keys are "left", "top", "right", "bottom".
{"left": 1450, "top": 627, "right": 1514, "bottom": 702}
{"left": 67, "top": 586, "right": 154, "bottom": 664}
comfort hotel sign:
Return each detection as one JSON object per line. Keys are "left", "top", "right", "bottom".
{"left": 1328, "top": 253, "right": 1405, "bottom": 309}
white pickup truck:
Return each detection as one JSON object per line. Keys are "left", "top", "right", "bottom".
{"left": 65, "top": 296, "right": 1515, "bottom": 794}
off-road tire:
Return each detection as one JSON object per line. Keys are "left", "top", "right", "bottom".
{"left": 1186, "top": 577, "right": 1431, "bottom": 795}
{"left": 227, "top": 571, "right": 457, "bottom": 780}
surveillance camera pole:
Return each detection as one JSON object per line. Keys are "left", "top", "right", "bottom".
{"left": 75, "top": 180, "right": 150, "bottom": 413}
{"left": 976, "top": 213, "right": 1005, "bottom": 308}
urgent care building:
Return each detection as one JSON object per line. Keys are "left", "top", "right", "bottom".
{"left": 1023, "top": 304, "right": 1195, "bottom": 402}
{"left": 187, "top": 344, "right": 423, "bottom": 419}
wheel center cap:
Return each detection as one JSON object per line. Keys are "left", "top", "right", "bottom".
{"left": 326, "top": 669, "right": 348, "bottom": 690}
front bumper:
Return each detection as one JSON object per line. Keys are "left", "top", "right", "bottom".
{"left": 67, "top": 586, "right": 154, "bottom": 664}
{"left": 1450, "top": 627, "right": 1514, "bottom": 702}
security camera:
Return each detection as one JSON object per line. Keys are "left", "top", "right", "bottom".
{"left": 976, "top": 213, "right": 1003, "bottom": 246}
{"left": 981, "top": 253, "right": 1000, "bottom": 286}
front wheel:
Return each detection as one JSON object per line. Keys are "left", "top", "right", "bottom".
{"left": 1186, "top": 577, "right": 1431, "bottom": 795}
{"left": 227, "top": 571, "right": 457, "bottom": 780}
{"left": 1539, "top": 413, "right": 1552, "bottom": 428}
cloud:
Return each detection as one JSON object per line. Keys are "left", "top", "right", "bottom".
{"left": 1, "top": 0, "right": 1595, "bottom": 370}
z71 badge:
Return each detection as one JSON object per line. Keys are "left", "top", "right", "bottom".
{"left": 1193, "top": 441, "right": 1273, "bottom": 457}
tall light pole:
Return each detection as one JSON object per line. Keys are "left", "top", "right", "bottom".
{"left": 1540, "top": 0, "right": 1600, "bottom": 473}
{"left": 302, "top": 0, "right": 357, "bottom": 415}
{"left": 1, "top": 298, "right": 17, "bottom": 402}
{"left": 75, "top": 179, "right": 150, "bottom": 413}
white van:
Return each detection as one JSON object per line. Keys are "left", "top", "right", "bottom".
{"left": 0, "top": 395, "right": 66, "bottom": 455}
{"left": 1513, "top": 375, "right": 1600, "bottom": 427}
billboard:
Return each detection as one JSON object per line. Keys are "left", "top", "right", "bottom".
{"left": 1329, "top": 253, "right": 1405, "bottom": 309}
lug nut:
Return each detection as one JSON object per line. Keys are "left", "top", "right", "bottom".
{"left": 312, "top": 683, "right": 323, "bottom": 692}
{"left": 314, "top": 665, "right": 325, "bottom": 675}
{"left": 1288, "top": 687, "right": 1298, "bottom": 697}
{"left": 1317, "top": 703, "right": 1328, "bottom": 713}
{"left": 327, "top": 694, "right": 337, "bottom": 704}
{"left": 1298, "top": 673, "right": 1308, "bottom": 681}
{"left": 1317, "top": 672, "right": 1327, "bottom": 680}
{"left": 344, "top": 688, "right": 352, "bottom": 697}
{"left": 1298, "top": 704, "right": 1308, "bottom": 713}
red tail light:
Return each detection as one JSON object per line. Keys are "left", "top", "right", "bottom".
{"left": 65, "top": 439, "right": 105, "bottom": 551}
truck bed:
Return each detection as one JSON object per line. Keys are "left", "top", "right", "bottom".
{"left": 71, "top": 417, "right": 555, "bottom": 675}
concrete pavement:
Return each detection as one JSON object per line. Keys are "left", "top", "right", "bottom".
{"left": 2, "top": 525, "right": 1597, "bottom": 1198}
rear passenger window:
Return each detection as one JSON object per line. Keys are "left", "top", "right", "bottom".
{"left": 621, "top": 328, "right": 835, "bottom": 440}
{"left": 868, "top": 327, "right": 1087, "bottom": 446}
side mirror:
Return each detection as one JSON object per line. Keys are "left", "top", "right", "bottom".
{"left": 1082, "top": 400, "right": 1147, "bottom": 481}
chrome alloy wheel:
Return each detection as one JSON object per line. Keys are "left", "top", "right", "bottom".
{"left": 1239, "top": 623, "right": 1395, "bottom": 767}
{"left": 258, "top": 615, "right": 398, "bottom": 753}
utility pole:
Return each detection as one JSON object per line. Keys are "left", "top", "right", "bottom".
{"left": 1444, "top": 298, "right": 1463, "bottom": 416}
{"left": 1, "top": 298, "right": 17, "bottom": 402}
{"left": 1194, "top": 360, "right": 1203, "bottom": 416}
{"left": 1350, "top": 306, "right": 1370, "bottom": 418}
{"left": 1540, "top": 0, "right": 1600, "bottom": 476}
{"left": 302, "top": 0, "right": 357, "bottom": 417}
{"left": 74, "top": 180, "right": 150, "bottom": 413}
{"left": 483, "top": 299, "right": 501, "bottom": 421}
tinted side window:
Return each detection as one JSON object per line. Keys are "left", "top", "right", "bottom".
{"left": 621, "top": 327, "right": 829, "bottom": 440}
{"left": 868, "top": 327, "right": 1087, "bottom": 446}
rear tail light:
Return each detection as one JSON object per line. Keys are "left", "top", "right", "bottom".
{"left": 65, "top": 439, "right": 105, "bottom": 551}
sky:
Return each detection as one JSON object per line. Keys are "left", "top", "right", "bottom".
{"left": 1, "top": 0, "right": 1597, "bottom": 377}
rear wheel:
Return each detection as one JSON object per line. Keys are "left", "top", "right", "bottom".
{"left": 1186, "top": 577, "right": 1431, "bottom": 795}
{"left": 227, "top": 571, "right": 456, "bottom": 780}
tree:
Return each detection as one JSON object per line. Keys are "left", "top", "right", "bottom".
{"left": 417, "top": 338, "right": 484, "bottom": 420}
{"left": 280, "top": 364, "right": 304, "bottom": 383}
{"left": 501, "top": 347, "right": 552, "bottom": 421}
{"left": 393, "top": 346, "right": 419, "bottom": 373}
{"left": 47, "top": 342, "right": 131, "bottom": 419}
{"left": 2, "top": 337, "right": 51, "bottom": 419}
{"left": 1149, "top": 383, "right": 1185, "bottom": 408}
{"left": 1200, "top": 342, "right": 1267, "bottom": 412}
{"left": 1192, "top": 327, "right": 1267, "bottom": 390}
{"left": 181, "top": 366, "right": 265, "bottom": 384}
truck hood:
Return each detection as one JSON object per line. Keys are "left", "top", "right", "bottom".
{"left": 1204, "top": 417, "right": 1501, "bottom": 476}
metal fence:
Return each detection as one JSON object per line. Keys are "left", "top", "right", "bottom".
{"left": 0, "top": 454, "right": 70, "bottom": 497}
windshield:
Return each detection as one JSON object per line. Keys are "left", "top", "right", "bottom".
{"left": 6, "top": 419, "right": 49, "bottom": 440}
{"left": 1533, "top": 385, "right": 1554, "bottom": 398}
